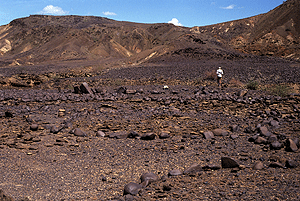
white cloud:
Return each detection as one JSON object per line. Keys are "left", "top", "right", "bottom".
{"left": 39, "top": 5, "right": 68, "bottom": 15}
{"left": 103, "top": 11, "right": 117, "bottom": 16}
{"left": 221, "top": 4, "right": 236, "bottom": 9}
{"left": 168, "top": 18, "right": 182, "bottom": 26}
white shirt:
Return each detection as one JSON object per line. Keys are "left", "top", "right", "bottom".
{"left": 217, "top": 68, "right": 223, "bottom": 78}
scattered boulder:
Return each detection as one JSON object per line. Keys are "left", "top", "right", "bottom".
{"left": 286, "top": 160, "right": 298, "bottom": 168}
{"left": 258, "top": 126, "right": 272, "bottom": 137}
{"left": 203, "top": 131, "right": 214, "bottom": 139}
{"left": 141, "top": 133, "right": 156, "bottom": 140}
{"left": 80, "top": 82, "right": 93, "bottom": 95}
{"left": 127, "top": 131, "right": 140, "bottom": 139}
{"left": 124, "top": 182, "right": 142, "bottom": 195}
{"left": 96, "top": 131, "right": 106, "bottom": 137}
{"left": 212, "top": 129, "right": 228, "bottom": 136}
{"left": 168, "top": 169, "right": 183, "bottom": 176}
{"left": 159, "top": 131, "right": 171, "bottom": 139}
{"left": 140, "top": 172, "right": 159, "bottom": 187}
{"left": 229, "top": 125, "right": 239, "bottom": 132}
{"left": 202, "top": 164, "right": 221, "bottom": 171}
{"left": 255, "top": 136, "right": 268, "bottom": 144}
{"left": 71, "top": 128, "right": 87, "bottom": 137}
{"left": 286, "top": 139, "right": 298, "bottom": 152}
{"left": 270, "top": 141, "right": 283, "bottom": 150}
{"left": 30, "top": 124, "right": 38, "bottom": 131}
{"left": 183, "top": 163, "right": 202, "bottom": 175}
{"left": 252, "top": 161, "right": 264, "bottom": 170}
{"left": 221, "top": 157, "right": 239, "bottom": 168}
{"left": 269, "top": 162, "right": 285, "bottom": 168}
{"left": 109, "top": 131, "right": 128, "bottom": 139}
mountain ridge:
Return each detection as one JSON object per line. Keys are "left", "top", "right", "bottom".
{"left": 0, "top": 0, "right": 299, "bottom": 69}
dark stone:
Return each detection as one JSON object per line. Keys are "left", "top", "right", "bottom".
{"left": 96, "top": 131, "right": 106, "bottom": 137}
{"left": 269, "top": 162, "right": 285, "bottom": 168}
{"left": 258, "top": 126, "right": 272, "bottom": 137}
{"left": 203, "top": 131, "right": 214, "bottom": 139}
{"left": 229, "top": 125, "right": 239, "bottom": 132}
{"left": 252, "top": 161, "right": 264, "bottom": 170}
{"left": 221, "top": 157, "right": 239, "bottom": 168}
{"left": 72, "top": 128, "right": 87, "bottom": 137}
{"left": 268, "top": 135, "right": 278, "bottom": 143}
{"left": 117, "top": 86, "right": 126, "bottom": 94}
{"left": 5, "top": 111, "right": 13, "bottom": 118}
{"left": 202, "top": 164, "right": 221, "bottom": 171}
{"left": 286, "top": 160, "right": 298, "bottom": 168}
{"left": 212, "top": 129, "right": 228, "bottom": 136}
{"left": 109, "top": 131, "right": 128, "bottom": 139}
{"left": 80, "top": 82, "right": 93, "bottom": 94}
{"left": 30, "top": 124, "right": 38, "bottom": 131}
{"left": 270, "top": 141, "right": 283, "bottom": 150}
{"left": 124, "top": 182, "right": 142, "bottom": 195}
{"left": 168, "top": 169, "right": 183, "bottom": 176}
{"left": 140, "top": 172, "right": 158, "bottom": 187}
{"left": 163, "top": 184, "right": 172, "bottom": 191}
{"left": 159, "top": 131, "right": 170, "bottom": 139}
{"left": 183, "top": 163, "right": 202, "bottom": 175}
{"left": 255, "top": 136, "right": 267, "bottom": 144}
{"left": 141, "top": 133, "right": 156, "bottom": 140}
{"left": 50, "top": 126, "right": 61, "bottom": 134}
{"left": 127, "top": 131, "right": 139, "bottom": 138}
{"left": 286, "top": 139, "right": 298, "bottom": 152}
{"left": 269, "top": 120, "right": 279, "bottom": 128}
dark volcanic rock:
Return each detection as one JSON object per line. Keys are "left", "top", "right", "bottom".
{"left": 168, "top": 169, "right": 183, "bottom": 176}
{"left": 203, "top": 131, "right": 214, "bottom": 139}
{"left": 30, "top": 124, "right": 38, "bottom": 131}
{"left": 141, "top": 133, "right": 156, "bottom": 140}
{"left": 252, "top": 161, "right": 264, "bottom": 170}
{"left": 80, "top": 82, "right": 93, "bottom": 95}
{"left": 72, "top": 128, "right": 87, "bottom": 137}
{"left": 286, "top": 139, "right": 298, "bottom": 152}
{"left": 124, "top": 182, "right": 142, "bottom": 195}
{"left": 140, "top": 172, "right": 159, "bottom": 187}
{"left": 258, "top": 126, "right": 272, "bottom": 137}
{"left": 286, "top": 160, "right": 298, "bottom": 168}
{"left": 270, "top": 141, "right": 283, "bottom": 150}
{"left": 109, "top": 131, "right": 128, "bottom": 139}
{"left": 221, "top": 157, "right": 239, "bottom": 168}
{"left": 212, "top": 129, "right": 228, "bottom": 136}
{"left": 183, "top": 163, "right": 202, "bottom": 175}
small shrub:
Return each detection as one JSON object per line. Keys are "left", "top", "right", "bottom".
{"left": 204, "top": 70, "right": 217, "bottom": 80}
{"left": 246, "top": 80, "right": 259, "bottom": 90}
{"left": 270, "top": 84, "right": 292, "bottom": 97}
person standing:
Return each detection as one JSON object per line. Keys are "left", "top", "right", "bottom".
{"left": 216, "top": 67, "right": 223, "bottom": 88}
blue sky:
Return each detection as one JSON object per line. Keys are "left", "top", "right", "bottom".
{"left": 0, "top": 0, "right": 285, "bottom": 27}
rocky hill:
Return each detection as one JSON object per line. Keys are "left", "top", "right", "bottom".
{"left": 193, "top": 0, "right": 300, "bottom": 59}
{"left": 0, "top": 0, "right": 299, "bottom": 70}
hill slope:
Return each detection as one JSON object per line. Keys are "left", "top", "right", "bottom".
{"left": 193, "top": 0, "right": 300, "bottom": 59}
{"left": 0, "top": 0, "right": 299, "bottom": 70}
